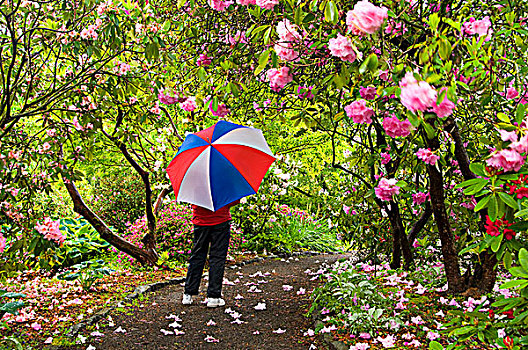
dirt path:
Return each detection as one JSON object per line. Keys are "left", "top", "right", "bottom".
{"left": 82, "top": 253, "right": 349, "bottom": 350}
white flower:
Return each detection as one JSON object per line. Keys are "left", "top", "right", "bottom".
{"left": 254, "top": 302, "right": 266, "bottom": 311}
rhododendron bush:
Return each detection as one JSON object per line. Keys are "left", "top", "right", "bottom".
{"left": 1, "top": 0, "right": 528, "bottom": 303}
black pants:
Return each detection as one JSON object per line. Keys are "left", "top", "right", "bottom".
{"left": 184, "top": 221, "right": 231, "bottom": 298}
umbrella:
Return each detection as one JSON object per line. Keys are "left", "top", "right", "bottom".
{"left": 166, "top": 121, "right": 276, "bottom": 211}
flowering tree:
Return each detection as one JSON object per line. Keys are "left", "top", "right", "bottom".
{"left": 154, "top": 0, "right": 528, "bottom": 294}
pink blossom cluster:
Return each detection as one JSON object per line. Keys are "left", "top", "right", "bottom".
{"left": 416, "top": 148, "right": 440, "bottom": 165}
{"left": 180, "top": 97, "right": 197, "bottom": 112}
{"left": 346, "top": 0, "right": 388, "bottom": 35}
{"left": 208, "top": 0, "right": 233, "bottom": 11}
{"left": 380, "top": 152, "right": 391, "bottom": 164}
{"left": 114, "top": 61, "right": 131, "bottom": 76}
{"left": 266, "top": 67, "right": 293, "bottom": 91}
{"left": 382, "top": 115, "right": 412, "bottom": 138}
{"left": 80, "top": 24, "right": 98, "bottom": 40}
{"left": 208, "top": 100, "right": 230, "bottom": 117}
{"left": 328, "top": 34, "right": 357, "bottom": 63}
{"left": 344, "top": 100, "right": 374, "bottom": 124}
{"left": 256, "top": 0, "right": 279, "bottom": 10}
{"left": 197, "top": 54, "right": 212, "bottom": 66}
{"left": 375, "top": 178, "right": 400, "bottom": 201}
{"left": 359, "top": 86, "right": 377, "bottom": 100}
{"left": 412, "top": 192, "right": 429, "bottom": 205}
{"left": 433, "top": 88, "right": 456, "bottom": 118}
{"left": 0, "top": 234, "right": 6, "bottom": 253}
{"left": 277, "top": 19, "right": 301, "bottom": 42}
{"left": 487, "top": 128, "right": 528, "bottom": 172}
{"left": 399, "top": 72, "right": 437, "bottom": 113}
{"left": 274, "top": 42, "right": 299, "bottom": 61}
{"left": 463, "top": 16, "right": 493, "bottom": 41}
{"left": 158, "top": 90, "right": 182, "bottom": 105}
{"left": 35, "top": 218, "right": 65, "bottom": 245}
{"left": 236, "top": 0, "right": 256, "bottom": 5}
{"left": 385, "top": 20, "right": 408, "bottom": 36}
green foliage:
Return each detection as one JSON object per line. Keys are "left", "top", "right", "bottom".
{"left": 56, "top": 259, "right": 114, "bottom": 291}
{"left": 88, "top": 172, "right": 146, "bottom": 234}
{"left": 0, "top": 289, "right": 26, "bottom": 319}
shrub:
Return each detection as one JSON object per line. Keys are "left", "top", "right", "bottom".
{"left": 115, "top": 201, "right": 246, "bottom": 265}
{"left": 88, "top": 172, "right": 146, "bottom": 233}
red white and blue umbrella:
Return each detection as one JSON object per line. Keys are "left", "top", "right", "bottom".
{"left": 166, "top": 121, "right": 275, "bottom": 211}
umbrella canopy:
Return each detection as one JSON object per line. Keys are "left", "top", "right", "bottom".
{"left": 166, "top": 121, "right": 275, "bottom": 211}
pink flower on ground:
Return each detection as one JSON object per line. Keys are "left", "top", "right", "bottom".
{"left": 346, "top": 0, "right": 388, "bottom": 35}
{"left": 400, "top": 75, "right": 437, "bottom": 113}
{"left": 31, "top": 322, "right": 42, "bottom": 331}
{"left": 350, "top": 343, "right": 370, "bottom": 350}
{"left": 344, "top": 100, "right": 374, "bottom": 124}
{"left": 376, "top": 334, "right": 396, "bottom": 348}
{"left": 375, "top": 178, "right": 400, "bottom": 201}
{"left": 360, "top": 86, "right": 377, "bottom": 100}
{"left": 180, "top": 97, "right": 197, "bottom": 112}
{"left": 382, "top": 115, "right": 412, "bottom": 138}
{"left": 276, "top": 19, "right": 301, "bottom": 42}
{"left": 0, "top": 234, "right": 5, "bottom": 253}
{"left": 328, "top": 34, "right": 358, "bottom": 63}
{"left": 208, "top": 0, "right": 233, "bottom": 11}
{"left": 487, "top": 149, "right": 525, "bottom": 172}
{"left": 266, "top": 67, "right": 293, "bottom": 91}
{"left": 507, "top": 86, "right": 520, "bottom": 100}
{"left": 433, "top": 88, "right": 456, "bottom": 118}
{"left": 256, "top": 0, "right": 279, "bottom": 10}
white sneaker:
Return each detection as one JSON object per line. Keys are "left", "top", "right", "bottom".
{"left": 206, "top": 298, "right": 225, "bottom": 308}
{"left": 182, "top": 294, "right": 193, "bottom": 305}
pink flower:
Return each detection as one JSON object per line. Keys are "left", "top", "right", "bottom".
{"left": 197, "top": 54, "right": 212, "bottom": 66}
{"left": 507, "top": 86, "right": 520, "bottom": 99}
{"left": 498, "top": 129, "right": 518, "bottom": 143}
{"left": 412, "top": 192, "right": 429, "bottom": 205}
{"left": 328, "top": 34, "right": 357, "bottom": 63}
{"left": 0, "top": 234, "right": 6, "bottom": 253}
{"left": 382, "top": 115, "right": 412, "bottom": 138}
{"left": 208, "top": 0, "right": 233, "bottom": 11}
{"left": 266, "top": 67, "right": 293, "bottom": 91}
{"left": 433, "top": 88, "right": 456, "bottom": 118}
{"left": 344, "top": 100, "right": 374, "bottom": 124}
{"left": 510, "top": 134, "right": 528, "bottom": 154}
{"left": 31, "top": 322, "right": 42, "bottom": 331}
{"left": 375, "top": 178, "right": 400, "bottom": 201}
{"left": 256, "top": 0, "right": 279, "bottom": 10}
{"left": 276, "top": 19, "right": 301, "bottom": 42}
{"left": 180, "top": 97, "right": 197, "bottom": 112}
{"left": 208, "top": 100, "right": 230, "bottom": 117}
{"left": 464, "top": 16, "right": 492, "bottom": 40}
{"left": 400, "top": 76, "right": 437, "bottom": 113}
{"left": 380, "top": 152, "right": 391, "bottom": 164}
{"left": 376, "top": 334, "right": 396, "bottom": 348}
{"left": 487, "top": 148, "right": 525, "bottom": 172}
{"left": 274, "top": 42, "right": 298, "bottom": 61}
{"left": 360, "top": 86, "right": 377, "bottom": 100}
{"left": 346, "top": 0, "right": 388, "bottom": 35}
{"left": 237, "top": 0, "right": 256, "bottom": 4}
{"left": 158, "top": 91, "right": 179, "bottom": 105}
{"left": 350, "top": 343, "right": 370, "bottom": 350}
{"left": 416, "top": 148, "right": 440, "bottom": 165}
{"left": 35, "top": 217, "right": 65, "bottom": 245}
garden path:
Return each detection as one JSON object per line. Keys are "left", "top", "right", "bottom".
{"left": 82, "top": 253, "right": 350, "bottom": 350}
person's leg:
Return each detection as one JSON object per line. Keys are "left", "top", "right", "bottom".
{"left": 184, "top": 225, "right": 211, "bottom": 296}
{"left": 207, "top": 221, "right": 231, "bottom": 298}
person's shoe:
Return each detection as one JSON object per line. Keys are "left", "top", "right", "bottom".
{"left": 206, "top": 298, "right": 225, "bottom": 308}
{"left": 182, "top": 294, "right": 193, "bottom": 305}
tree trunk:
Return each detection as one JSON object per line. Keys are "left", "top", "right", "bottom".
{"left": 63, "top": 179, "right": 159, "bottom": 265}
{"left": 387, "top": 203, "right": 413, "bottom": 269}
{"left": 426, "top": 130, "right": 466, "bottom": 293}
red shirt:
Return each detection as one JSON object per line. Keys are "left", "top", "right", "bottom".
{"left": 192, "top": 200, "right": 240, "bottom": 226}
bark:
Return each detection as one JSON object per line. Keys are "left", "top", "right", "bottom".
{"left": 63, "top": 179, "right": 159, "bottom": 265}
{"left": 408, "top": 203, "right": 433, "bottom": 245}
{"left": 387, "top": 203, "right": 413, "bottom": 270}
{"left": 153, "top": 187, "right": 173, "bottom": 216}
{"left": 426, "top": 129, "right": 466, "bottom": 293}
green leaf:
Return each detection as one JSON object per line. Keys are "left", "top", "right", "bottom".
{"left": 510, "top": 266, "right": 528, "bottom": 278}
{"left": 258, "top": 49, "right": 270, "bottom": 68}
{"left": 429, "top": 341, "right": 444, "bottom": 350}
{"left": 469, "top": 163, "right": 486, "bottom": 176}
{"left": 503, "top": 250, "right": 513, "bottom": 269}
{"left": 500, "top": 279, "right": 526, "bottom": 289}
{"left": 211, "top": 96, "right": 219, "bottom": 112}
{"left": 516, "top": 104, "right": 526, "bottom": 124}
{"left": 474, "top": 196, "right": 491, "bottom": 212}
{"left": 498, "top": 192, "right": 519, "bottom": 210}
{"left": 497, "top": 112, "right": 511, "bottom": 123}
{"left": 519, "top": 248, "right": 528, "bottom": 272}
{"left": 509, "top": 221, "right": 528, "bottom": 232}
{"left": 324, "top": 1, "right": 339, "bottom": 24}
{"left": 422, "top": 121, "right": 435, "bottom": 139}
{"left": 491, "top": 233, "right": 503, "bottom": 253}
{"left": 428, "top": 13, "right": 440, "bottom": 32}
{"left": 515, "top": 208, "right": 528, "bottom": 218}
{"left": 0, "top": 301, "right": 25, "bottom": 315}
{"left": 488, "top": 195, "right": 498, "bottom": 221}
{"left": 438, "top": 39, "right": 451, "bottom": 60}
{"left": 455, "top": 177, "right": 488, "bottom": 189}
{"left": 359, "top": 57, "right": 369, "bottom": 74}
{"left": 367, "top": 54, "right": 378, "bottom": 72}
